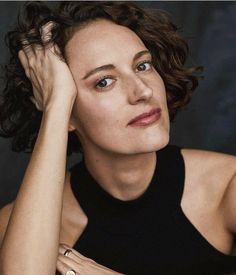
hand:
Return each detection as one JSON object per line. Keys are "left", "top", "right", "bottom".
{"left": 57, "top": 243, "right": 125, "bottom": 275}
{"left": 18, "top": 22, "right": 77, "bottom": 112}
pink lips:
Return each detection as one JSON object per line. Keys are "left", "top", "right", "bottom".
{"left": 127, "top": 108, "right": 162, "bottom": 126}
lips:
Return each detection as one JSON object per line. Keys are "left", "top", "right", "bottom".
{"left": 127, "top": 108, "right": 162, "bottom": 126}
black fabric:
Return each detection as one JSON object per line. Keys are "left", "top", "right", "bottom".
{"left": 69, "top": 144, "right": 236, "bottom": 275}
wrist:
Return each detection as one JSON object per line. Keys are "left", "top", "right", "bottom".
{"left": 43, "top": 102, "right": 74, "bottom": 125}
{"left": 44, "top": 96, "right": 75, "bottom": 115}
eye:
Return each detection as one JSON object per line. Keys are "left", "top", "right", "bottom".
{"left": 136, "top": 61, "right": 153, "bottom": 72}
{"left": 95, "top": 76, "right": 115, "bottom": 90}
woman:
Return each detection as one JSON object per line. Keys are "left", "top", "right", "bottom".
{"left": 0, "top": 1, "right": 235, "bottom": 274}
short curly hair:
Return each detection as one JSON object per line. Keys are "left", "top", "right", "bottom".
{"left": 0, "top": 1, "right": 200, "bottom": 156}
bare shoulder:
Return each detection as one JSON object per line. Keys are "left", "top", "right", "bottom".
{"left": 181, "top": 149, "right": 236, "bottom": 175}
{"left": 179, "top": 148, "right": 236, "bottom": 253}
{"left": 181, "top": 147, "right": 236, "bottom": 174}
{"left": 0, "top": 201, "right": 14, "bottom": 246}
{"left": 180, "top": 148, "right": 236, "bottom": 208}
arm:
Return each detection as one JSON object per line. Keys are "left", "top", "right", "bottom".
{"left": 0, "top": 101, "right": 74, "bottom": 275}
{"left": 0, "top": 23, "right": 77, "bottom": 275}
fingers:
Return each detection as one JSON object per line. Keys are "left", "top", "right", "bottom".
{"left": 57, "top": 244, "right": 83, "bottom": 275}
{"left": 29, "top": 96, "right": 43, "bottom": 111}
{"left": 40, "top": 21, "right": 55, "bottom": 43}
{"left": 20, "top": 35, "right": 35, "bottom": 57}
{"left": 40, "top": 21, "right": 61, "bottom": 57}
{"left": 17, "top": 21, "right": 67, "bottom": 113}
{"left": 20, "top": 20, "right": 56, "bottom": 57}
{"left": 18, "top": 47, "right": 43, "bottom": 110}
{"left": 57, "top": 258, "right": 78, "bottom": 275}
{"left": 20, "top": 34, "right": 44, "bottom": 58}
{"left": 19, "top": 21, "right": 60, "bottom": 64}
{"left": 58, "top": 244, "right": 125, "bottom": 275}
{"left": 18, "top": 50, "right": 30, "bottom": 78}
{"left": 59, "top": 243, "right": 94, "bottom": 262}
{"left": 18, "top": 33, "right": 45, "bottom": 111}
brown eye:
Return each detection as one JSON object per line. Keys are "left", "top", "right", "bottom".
{"left": 95, "top": 77, "right": 115, "bottom": 90}
{"left": 136, "top": 61, "right": 152, "bottom": 72}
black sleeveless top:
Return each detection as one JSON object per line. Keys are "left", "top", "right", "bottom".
{"left": 69, "top": 145, "right": 236, "bottom": 275}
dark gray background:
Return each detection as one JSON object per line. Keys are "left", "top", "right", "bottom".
{"left": 0, "top": 1, "right": 236, "bottom": 208}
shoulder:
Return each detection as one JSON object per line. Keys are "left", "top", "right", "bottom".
{"left": 180, "top": 147, "right": 236, "bottom": 201}
{"left": 0, "top": 201, "right": 14, "bottom": 246}
{"left": 180, "top": 147, "right": 236, "bottom": 233}
{"left": 180, "top": 147, "right": 235, "bottom": 183}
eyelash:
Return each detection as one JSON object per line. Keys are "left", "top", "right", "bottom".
{"left": 95, "top": 75, "right": 116, "bottom": 90}
{"left": 94, "top": 60, "right": 153, "bottom": 90}
{"left": 136, "top": 60, "right": 153, "bottom": 72}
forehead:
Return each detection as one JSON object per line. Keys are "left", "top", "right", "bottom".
{"left": 65, "top": 19, "right": 147, "bottom": 70}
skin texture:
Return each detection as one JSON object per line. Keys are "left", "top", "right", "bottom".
{"left": 0, "top": 21, "right": 79, "bottom": 275}
{"left": 66, "top": 19, "right": 170, "bottom": 201}
{"left": 61, "top": 19, "right": 236, "bottom": 261}
{"left": 66, "top": 19, "right": 169, "bottom": 155}
{"left": 0, "top": 18, "right": 235, "bottom": 275}
{"left": 0, "top": 19, "right": 170, "bottom": 275}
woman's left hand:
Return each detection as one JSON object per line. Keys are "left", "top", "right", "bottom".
{"left": 57, "top": 243, "right": 125, "bottom": 275}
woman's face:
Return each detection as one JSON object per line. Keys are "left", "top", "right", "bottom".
{"left": 65, "top": 19, "right": 170, "bottom": 155}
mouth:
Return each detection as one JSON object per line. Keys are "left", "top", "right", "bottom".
{"left": 127, "top": 107, "right": 162, "bottom": 127}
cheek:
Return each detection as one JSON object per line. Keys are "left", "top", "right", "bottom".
{"left": 151, "top": 79, "right": 168, "bottom": 107}
{"left": 73, "top": 91, "right": 121, "bottom": 128}
{"left": 148, "top": 70, "right": 167, "bottom": 97}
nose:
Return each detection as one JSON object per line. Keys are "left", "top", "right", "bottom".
{"left": 127, "top": 74, "right": 153, "bottom": 105}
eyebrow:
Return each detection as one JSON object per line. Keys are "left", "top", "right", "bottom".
{"left": 81, "top": 50, "right": 151, "bottom": 80}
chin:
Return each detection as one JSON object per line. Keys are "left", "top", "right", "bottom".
{"left": 139, "top": 125, "right": 170, "bottom": 149}
{"left": 140, "top": 134, "right": 170, "bottom": 153}
{"left": 119, "top": 132, "right": 170, "bottom": 155}
{"left": 135, "top": 118, "right": 170, "bottom": 153}
{"left": 83, "top": 125, "right": 170, "bottom": 156}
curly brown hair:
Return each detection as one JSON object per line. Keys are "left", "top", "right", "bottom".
{"left": 0, "top": 1, "right": 200, "bottom": 156}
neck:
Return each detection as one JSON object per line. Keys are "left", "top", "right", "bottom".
{"left": 82, "top": 148, "right": 157, "bottom": 201}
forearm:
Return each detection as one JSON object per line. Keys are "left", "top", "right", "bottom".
{"left": 0, "top": 101, "right": 74, "bottom": 275}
